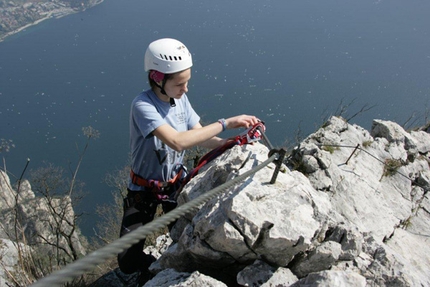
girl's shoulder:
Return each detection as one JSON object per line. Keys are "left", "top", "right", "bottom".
{"left": 132, "top": 90, "right": 158, "bottom": 106}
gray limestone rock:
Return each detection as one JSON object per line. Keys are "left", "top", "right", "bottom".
{"left": 5, "top": 116, "right": 430, "bottom": 287}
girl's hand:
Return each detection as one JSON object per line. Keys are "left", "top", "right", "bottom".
{"left": 225, "top": 115, "right": 260, "bottom": 129}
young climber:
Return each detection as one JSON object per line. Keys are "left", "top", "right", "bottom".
{"left": 117, "top": 38, "right": 260, "bottom": 284}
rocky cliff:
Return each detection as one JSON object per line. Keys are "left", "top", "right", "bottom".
{"left": 131, "top": 116, "right": 429, "bottom": 287}
{"left": 5, "top": 116, "right": 430, "bottom": 286}
{"left": 0, "top": 168, "right": 87, "bottom": 286}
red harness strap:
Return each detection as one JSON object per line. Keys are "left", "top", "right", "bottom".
{"left": 130, "top": 169, "right": 183, "bottom": 190}
{"left": 130, "top": 169, "right": 184, "bottom": 201}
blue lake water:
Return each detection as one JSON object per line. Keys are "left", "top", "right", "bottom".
{"left": 1, "top": 0, "right": 430, "bottom": 236}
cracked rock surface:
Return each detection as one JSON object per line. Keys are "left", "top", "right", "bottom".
{"left": 148, "top": 116, "right": 430, "bottom": 287}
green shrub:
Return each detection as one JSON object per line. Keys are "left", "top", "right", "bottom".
{"left": 321, "top": 145, "right": 338, "bottom": 154}
{"left": 362, "top": 140, "right": 372, "bottom": 148}
{"left": 383, "top": 158, "right": 403, "bottom": 177}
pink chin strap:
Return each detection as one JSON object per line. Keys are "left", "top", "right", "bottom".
{"left": 150, "top": 70, "right": 165, "bottom": 82}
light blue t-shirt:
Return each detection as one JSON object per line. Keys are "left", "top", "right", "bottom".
{"left": 128, "top": 89, "right": 200, "bottom": 191}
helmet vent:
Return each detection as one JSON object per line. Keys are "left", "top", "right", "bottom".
{"left": 160, "top": 54, "right": 182, "bottom": 61}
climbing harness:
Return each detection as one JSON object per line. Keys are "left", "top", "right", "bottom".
{"left": 128, "top": 122, "right": 268, "bottom": 203}
{"left": 129, "top": 120, "right": 287, "bottom": 203}
{"left": 130, "top": 168, "right": 184, "bottom": 201}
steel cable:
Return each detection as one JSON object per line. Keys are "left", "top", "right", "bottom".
{"left": 316, "top": 143, "right": 414, "bottom": 181}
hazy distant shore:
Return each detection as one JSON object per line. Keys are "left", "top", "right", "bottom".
{"left": 0, "top": 0, "right": 104, "bottom": 42}
{"left": 0, "top": 14, "right": 53, "bottom": 42}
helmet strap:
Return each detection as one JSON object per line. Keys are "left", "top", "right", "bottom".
{"left": 154, "top": 79, "right": 176, "bottom": 107}
{"left": 169, "top": 97, "right": 176, "bottom": 107}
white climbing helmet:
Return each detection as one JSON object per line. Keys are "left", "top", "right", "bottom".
{"left": 144, "top": 38, "right": 193, "bottom": 73}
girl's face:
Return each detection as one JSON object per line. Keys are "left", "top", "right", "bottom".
{"left": 163, "top": 68, "right": 191, "bottom": 100}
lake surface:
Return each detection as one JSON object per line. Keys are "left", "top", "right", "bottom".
{"left": 1, "top": 0, "right": 429, "bottom": 236}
